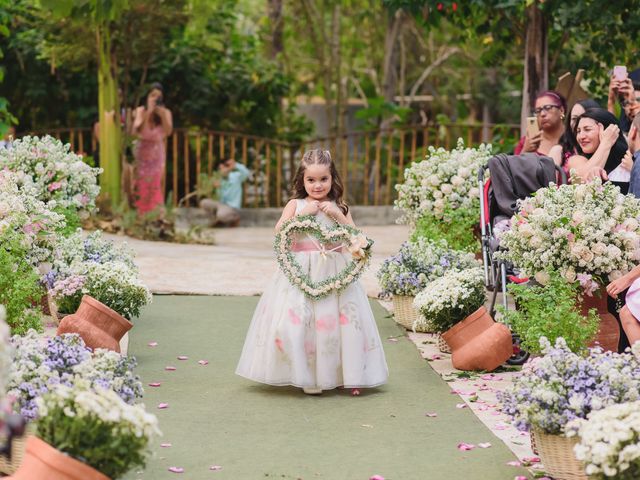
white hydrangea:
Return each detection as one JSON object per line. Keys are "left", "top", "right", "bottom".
{"left": 394, "top": 139, "right": 492, "bottom": 224}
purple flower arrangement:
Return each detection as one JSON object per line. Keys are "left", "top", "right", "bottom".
{"left": 8, "top": 331, "right": 143, "bottom": 420}
{"left": 499, "top": 337, "right": 640, "bottom": 435}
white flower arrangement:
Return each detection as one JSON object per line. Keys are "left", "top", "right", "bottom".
{"left": 0, "top": 135, "right": 102, "bottom": 214}
{"left": 413, "top": 267, "right": 485, "bottom": 333}
{"left": 274, "top": 215, "right": 373, "bottom": 300}
{"left": 394, "top": 139, "right": 492, "bottom": 225}
{"left": 36, "top": 383, "right": 160, "bottom": 479}
{"left": 567, "top": 401, "right": 640, "bottom": 479}
{"left": 497, "top": 180, "right": 640, "bottom": 294}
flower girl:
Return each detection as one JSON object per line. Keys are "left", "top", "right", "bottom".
{"left": 236, "top": 149, "right": 388, "bottom": 394}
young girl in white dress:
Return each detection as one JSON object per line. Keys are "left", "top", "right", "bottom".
{"left": 236, "top": 149, "right": 389, "bottom": 394}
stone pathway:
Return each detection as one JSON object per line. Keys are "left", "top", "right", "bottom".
{"left": 107, "top": 226, "right": 540, "bottom": 475}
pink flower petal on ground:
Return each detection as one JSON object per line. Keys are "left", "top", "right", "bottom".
{"left": 478, "top": 442, "right": 492, "bottom": 448}
{"left": 425, "top": 412, "right": 438, "bottom": 417}
{"left": 165, "top": 366, "right": 177, "bottom": 371}
{"left": 198, "top": 360, "right": 209, "bottom": 366}
{"left": 161, "top": 443, "right": 172, "bottom": 448}
{"left": 158, "top": 403, "right": 169, "bottom": 409}
{"left": 514, "top": 477, "right": 528, "bottom": 480}
{"left": 210, "top": 465, "right": 223, "bottom": 471}
{"left": 506, "top": 461, "right": 521, "bottom": 467}
{"left": 480, "top": 374, "right": 495, "bottom": 380}
{"left": 148, "top": 341, "right": 158, "bottom": 347}
{"left": 428, "top": 354, "right": 442, "bottom": 361}
{"left": 168, "top": 467, "right": 184, "bottom": 473}
{"left": 457, "top": 442, "right": 475, "bottom": 451}
{"left": 494, "top": 422, "right": 509, "bottom": 430}
{"left": 522, "top": 456, "right": 541, "bottom": 463}
{"left": 148, "top": 382, "right": 161, "bottom": 387}
{"left": 177, "top": 355, "right": 189, "bottom": 360}
{"left": 456, "top": 403, "right": 467, "bottom": 409}
{"left": 369, "top": 476, "right": 385, "bottom": 480}
{"left": 387, "top": 338, "right": 398, "bottom": 343}
{"left": 351, "top": 389, "right": 361, "bottom": 396}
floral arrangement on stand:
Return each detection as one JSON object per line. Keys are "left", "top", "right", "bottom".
{"left": 45, "top": 230, "right": 151, "bottom": 319}
{"left": 377, "top": 238, "right": 478, "bottom": 299}
{"left": 498, "top": 180, "right": 640, "bottom": 294}
{"left": 567, "top": 401, "right": 640, "bottom": 479}
{"left": 8, "top": 331, "right": 143, "bottom": 420}
{"left": 274, "top": 215, "right": 373, "bottom": 300}
{"left": 394, "top": 139, "right": 491, "bottom": 252}
{"left": 500, "top": 272, "right": 600, "bottom": 355}
{"left": 499, "top": 338, "right": 640, "bottom": 435}
{"left": 35, "top": 382, "right": 160, "bottom": 479}
{"left": 0, "top": 135, "right": 102, "bottom": 217}
{"left": 413, "top": 267, "right": 485, "bottom": 333}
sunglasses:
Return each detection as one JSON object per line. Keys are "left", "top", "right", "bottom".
{"left": 533, "top": 104, "right": 560, "bottom": 115}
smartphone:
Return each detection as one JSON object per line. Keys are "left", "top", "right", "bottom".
{"left": 526, "top": 116, "right": 539, "bottom": 138}
{"left": 155, "top": 97, "right": 164, "bottom": 107}
{"left": 614, "top": 65, "right": 628, "bottom": 80}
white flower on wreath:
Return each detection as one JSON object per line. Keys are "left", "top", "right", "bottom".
{"left": 348, "top": 234, "right": 368, "bottom": 259}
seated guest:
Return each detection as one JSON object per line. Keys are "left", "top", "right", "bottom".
{"left": 515, "top": 90, "right": 566, "bottom": 156}
{"left": 626, "top": 114, "right": 640, "bottom": 197}
{"left": 567, "top": 108, "right": 632, "bottom": 194}
{"left": 549, "top": 98, "right": 600, "bottom": 175}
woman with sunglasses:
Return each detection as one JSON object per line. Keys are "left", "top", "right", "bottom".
{"left": 514, "top": 90, "right": 567, "bottom": 156}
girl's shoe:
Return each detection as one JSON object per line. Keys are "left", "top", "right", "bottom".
{"left": 303, "top": 387, "right": 322, "bottom": 395}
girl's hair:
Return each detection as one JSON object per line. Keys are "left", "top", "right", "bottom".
{"left": 559, "top": 98, "right": 601, "bottom": 159}
{"left": 291, "top": 149, "right": 349, "bottom": 214}
{"left": 573, "top": 107, "right": 628, "bottom": 173}
{"left": 536, "top": 89, "right": 567, "bottom": 113}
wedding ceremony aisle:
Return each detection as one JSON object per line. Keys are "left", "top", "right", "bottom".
{"left": 125, "top": 295, "right": 529, "bottom": 479}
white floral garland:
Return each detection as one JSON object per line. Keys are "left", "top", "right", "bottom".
{"left": 274, "top": 215, "right": 373, "bottom": 300}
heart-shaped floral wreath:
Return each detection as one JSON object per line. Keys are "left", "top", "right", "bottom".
{"left": 274, "top": 215, "right": 374, "bottom": 300}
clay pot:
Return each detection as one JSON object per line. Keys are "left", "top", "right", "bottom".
{"left": 441, "top": 307, "right": 494, "bottom": 351}
{"left": 57, "top": 295, "right": 132, "bottom": 353}
{"left": 441, "top": 306, "right": 512, "bottom": 372}
{"left": 580, "top": 288, "right": 620, "bottom": 352}
{"left": 9, "top": 436, "right": 109, "bottom": 480}
{"left": 451, "top": 323, "right": 513, "bottom": 371}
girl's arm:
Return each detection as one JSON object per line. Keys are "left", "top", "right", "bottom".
{"left": 275, "top": 200, "right": 298, "bottom": 232}
{"left": 607, "top": 265, "right": 640, "bottom": 299}
{"left": 158, "top": 107, "right": 173, "bottom": 137}
{"left": 319, "top": 202, "right": 355, "bottom": 226}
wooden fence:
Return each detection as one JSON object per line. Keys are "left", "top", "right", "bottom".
{"left": 27, "top": 123, "right": 520, "bottom": 207}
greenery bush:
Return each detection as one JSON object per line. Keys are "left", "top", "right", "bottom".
{"left": 412, "top": 206, "right": 480, "bottom": 253}
{"left": 500, "top": 272, "right": 600, "bottom": 355}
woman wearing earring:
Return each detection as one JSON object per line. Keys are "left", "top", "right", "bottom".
{"left": 515, "top": 90, "right": 567, "bottom": 156}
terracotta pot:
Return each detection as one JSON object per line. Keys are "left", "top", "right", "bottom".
{"left": 56, "top": 295, "right": 132, "bottom": 353}
{"left": 451, "top": 323, "right": 513, "bottom": 372}
{"left": 580, "top": 288, "right": 620, "bottom": 352}
{"left": 8, "top": 436, "right": 109, "bottom": 480}
{"left": 441, "top": 306, "right": 494, "bottom": 351}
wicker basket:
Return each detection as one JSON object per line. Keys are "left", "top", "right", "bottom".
{"left": 0, "top": 432, "right": 30, "bottom": 475}
{"left": 436, "top": 334, "right": 452, "bottom": 354}
{"left": 533, "top": 427, "right": 589, "bottom": 480}
{"left": 392, "top": 295, "right": 419, "bottom": 330}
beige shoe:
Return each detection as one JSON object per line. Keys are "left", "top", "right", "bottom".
{"left": 303, "top": 387, "right": 322, "bottom": 395}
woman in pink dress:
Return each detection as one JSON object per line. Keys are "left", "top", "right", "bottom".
{"left": 132, "top": 83, "right": 173, "bottom": 215}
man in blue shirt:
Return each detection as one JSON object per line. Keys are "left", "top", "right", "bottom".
{"left": 219, "top": 158, "right": 251, "bottom": 209}
{"left": 627, "top": 115, "right": 640, "bottom": 197}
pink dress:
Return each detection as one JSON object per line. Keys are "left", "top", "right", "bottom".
{"left": 134, "top": 122, "right": 166, "bottom": 215}
{"left": 625, "top": 279, "right": 640, "bottom": 321}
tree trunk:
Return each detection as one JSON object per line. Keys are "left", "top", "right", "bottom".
{"left": 267, "top": 0, "right": 284, "bottom": 61}
{"left": 97, "top": 26, "right": 122, "bottom": 205}
{"left": 520, "top": 1, "right": 548, "bottom": 135}
{"left": 381, "top": 9, "right": 405, "bottom": 128}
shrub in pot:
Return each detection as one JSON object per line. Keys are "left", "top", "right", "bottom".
{"left": 500, "top": 272, "right": 600, "bottom": 355}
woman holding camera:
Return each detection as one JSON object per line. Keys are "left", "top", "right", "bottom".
{"left": 132, "top": 82, "right": 173, "bottom": 215}
{"left": 514, "top": 90, "right": 567, "bottom": 156}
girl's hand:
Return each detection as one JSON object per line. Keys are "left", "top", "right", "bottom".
{"left": 599, "top": 123, "right": 620, "bottom": 148}
{"left": 300, "top": 200, "right": 319, "bottom": 216}
{"left": 607, "top": 274, "right": 634, "bottom": 299}
{"left": 319, "top": 201, "right": 342, "bottom": 220}
{"left": 622, "top": 150, "right": 634, "bottom": 171}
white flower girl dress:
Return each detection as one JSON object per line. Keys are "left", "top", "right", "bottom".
{"left": 236, "top": 199, "right": 389, "bottom": 390}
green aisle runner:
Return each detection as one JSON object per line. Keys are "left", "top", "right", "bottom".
{"left": 125, "top": 295, "right": 528, "bottom": 480}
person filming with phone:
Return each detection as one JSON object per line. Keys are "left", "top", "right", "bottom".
{"left": 607, "top": 66, "right": 640, "bottom": 133}
{"left": 131, "top": 82, "right": 173, "bottom": 216}
{"left": 515, "top": 90, "right": 567, "bottom": 156}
